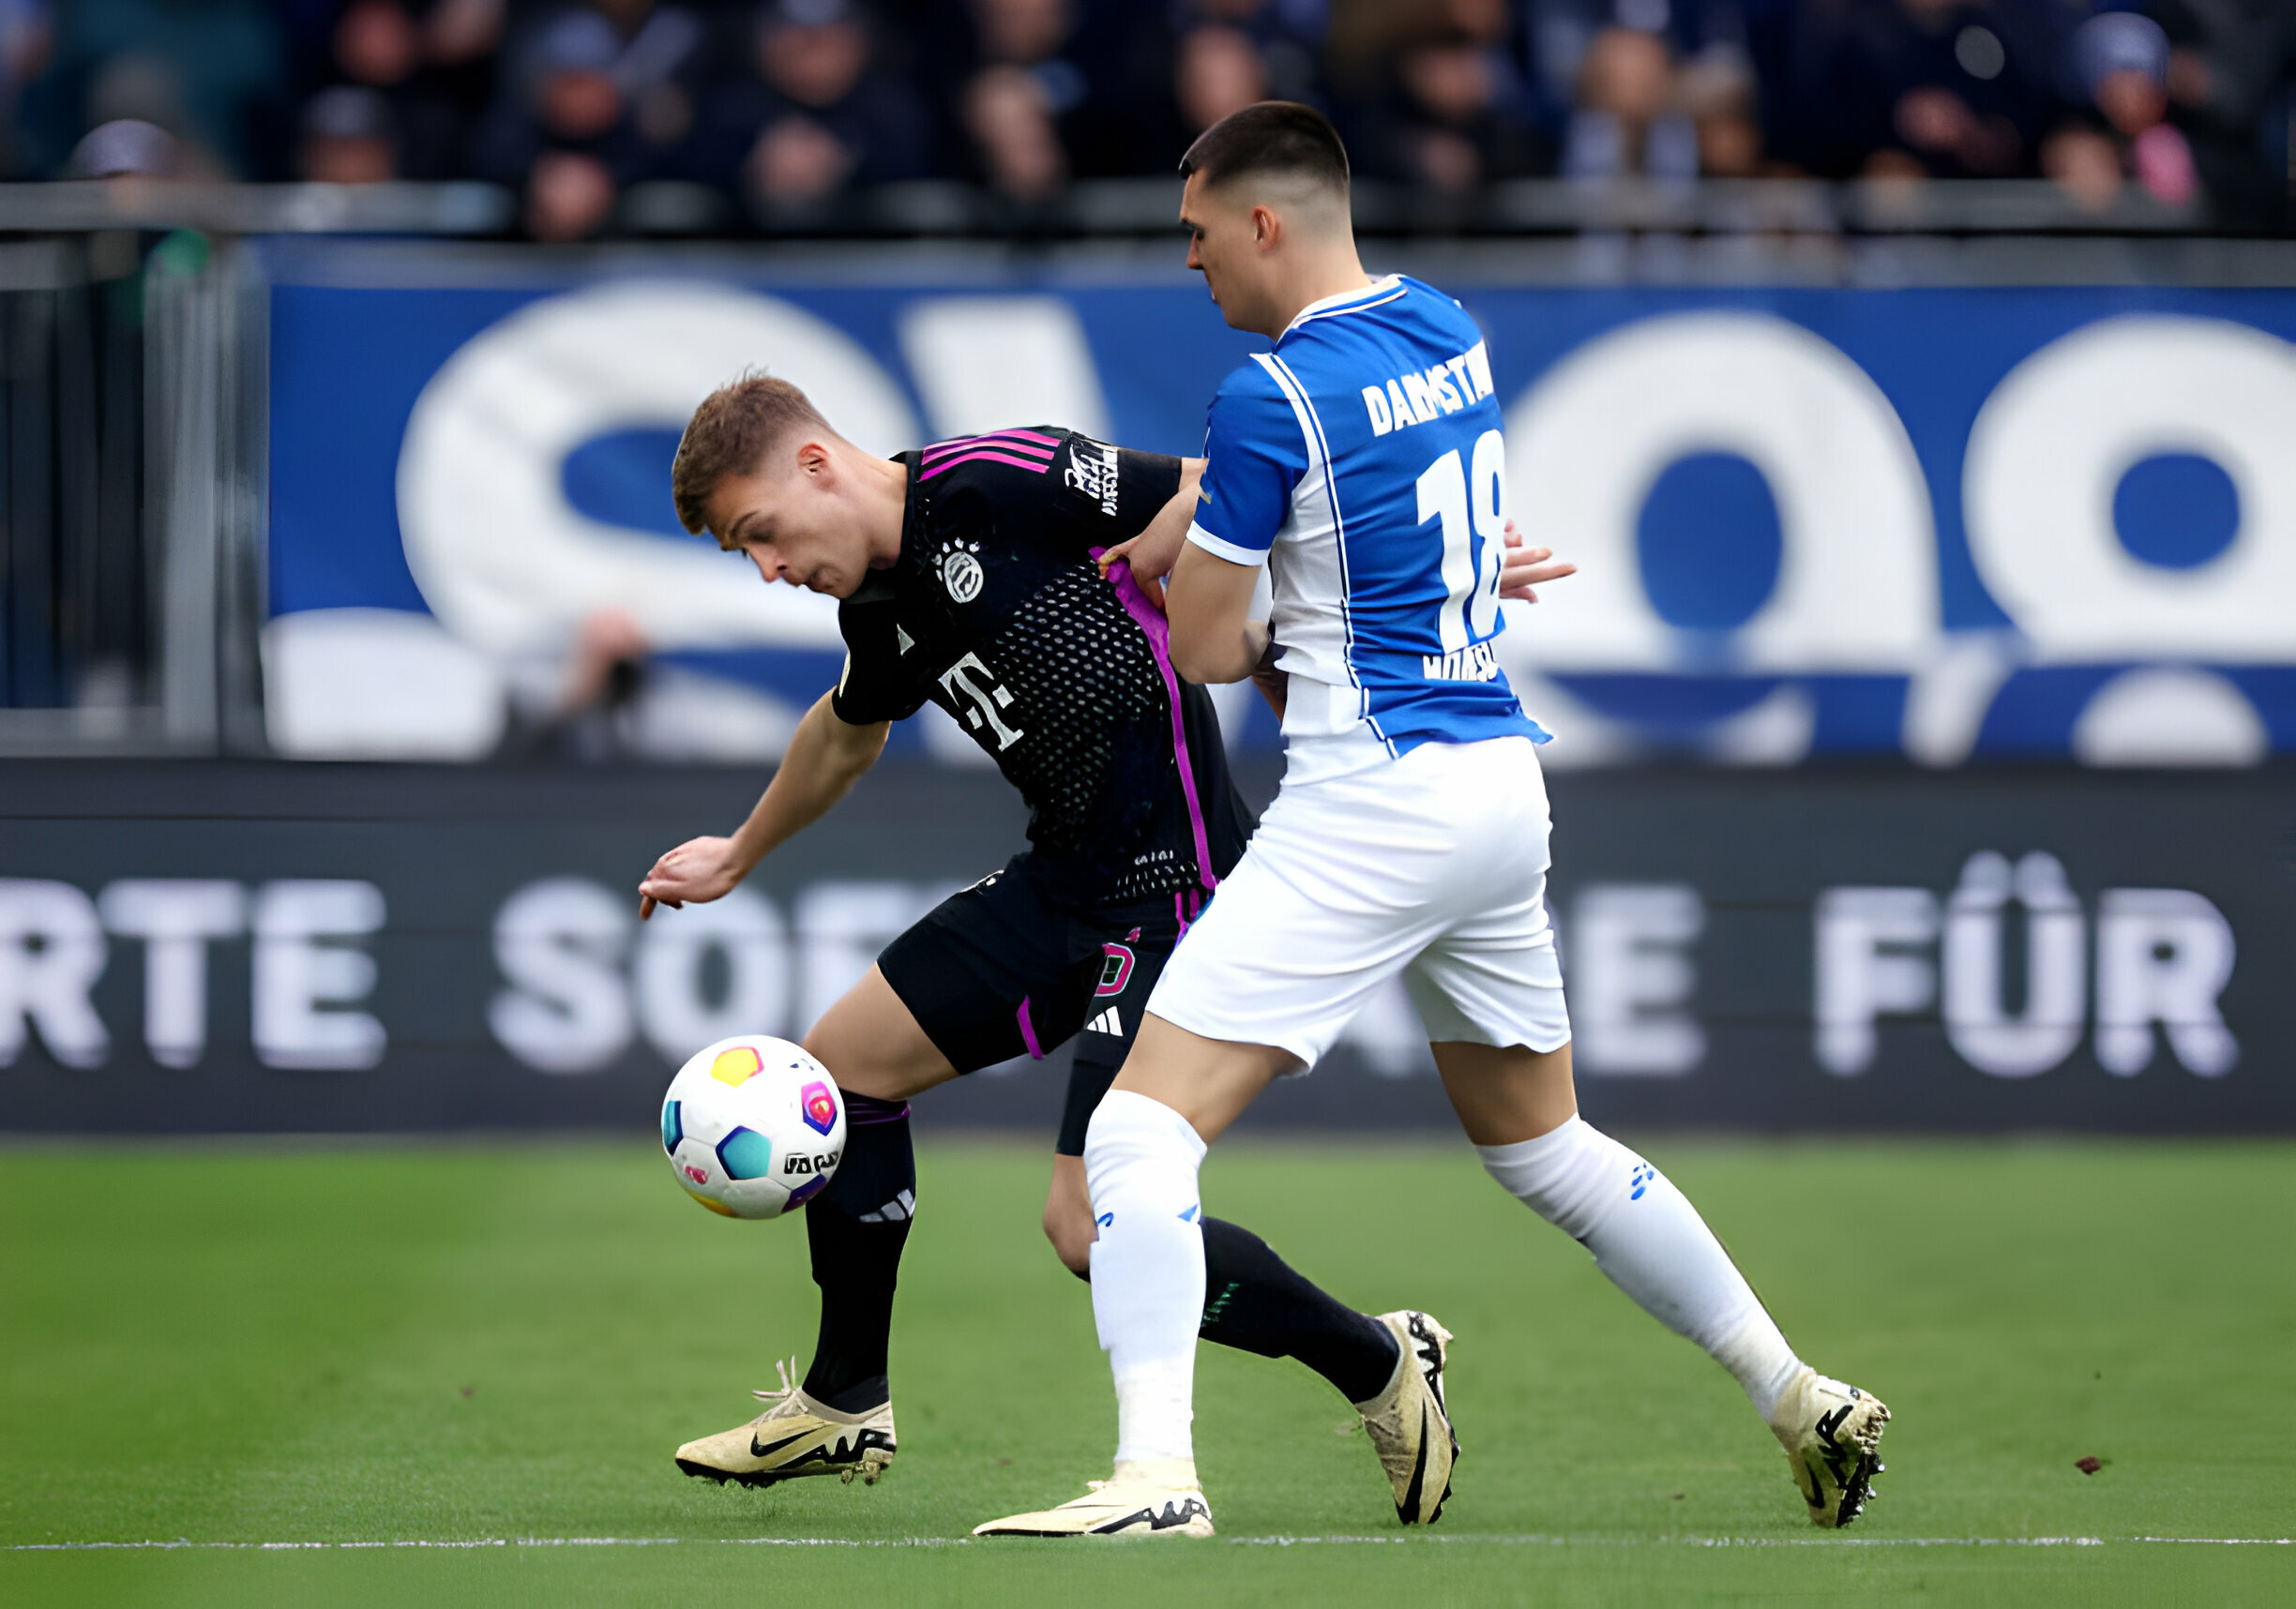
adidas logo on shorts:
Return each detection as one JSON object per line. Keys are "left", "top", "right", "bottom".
{"left": 1085, "top": 1007, "right": 1124, "bottom": 1036}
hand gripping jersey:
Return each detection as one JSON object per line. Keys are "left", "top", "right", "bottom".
{"left": 1186, "top": 275, "right": 1550, "bottom": 784}
{"left": 830, "top": 429, "right": 1251, "bottom": 909}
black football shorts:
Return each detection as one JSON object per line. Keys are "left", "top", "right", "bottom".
{"left": 876, "top": 855, "right": 1204, "bottom": 1155}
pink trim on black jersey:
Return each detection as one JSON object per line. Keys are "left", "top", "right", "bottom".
{"left": 1095, "top": 547, "right": 1218, "bottom": 895}
{"left": 920, "top": 449, "right": 1058, "bottom": 480}
{"left": 922, "top": 429, "right": 1060, "bottom": 464}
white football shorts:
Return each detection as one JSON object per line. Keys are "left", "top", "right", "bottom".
{"left": 1148, "top": 734, "right": 1570, "bottom": 1068}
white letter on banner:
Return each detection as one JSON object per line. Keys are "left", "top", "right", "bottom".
{"left": 1963, "top": 315, "right": 2296, "bottom": 663}
{"left": 2093, "top": 889, "right": 2238, "bottom": 1076}
{"left": 398, "top": 282, "right": 917, "bottom": 659}
{"left": 1572, "top": 884, "right": 1705, "bottom": 1076}
{"left": 253, "top": 881, "right": 387, "bottom": 1071}
{"left": 899, "top": 295, "right": 1110, "bottom": 440}
{"left": 0, "top": 880, "right": 109, "bottom": 1069}
{"left": 98, "top": 880, "right": 245, "bottom": 1069}
{"left": 634, "top": 886, "right": 789, "bottom": 1063}
{"left": 796, "top": 882, "right": 940, "bottom": 1034}
{"left": 1941, "top": 852, "right": 2084, "bottom": 1079}
{"left": 489, "top": 878, "right": 634, "bottom": 1075}
{"left": 1503, "top": 311, "right": 1937, "bottom": 673}
{"left": 1814, "top": 887, "right": 1939, "bottom": 1075}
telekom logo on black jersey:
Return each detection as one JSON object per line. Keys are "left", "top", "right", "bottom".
{"left": 938, "top": 652, "right": 1025, "bottom": 751}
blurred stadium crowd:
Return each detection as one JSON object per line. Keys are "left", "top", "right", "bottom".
{"left": 1, "top": 0, "right": 2291, "bottom": 236}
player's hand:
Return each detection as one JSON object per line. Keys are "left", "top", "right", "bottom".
{"left": 638, "top": 835, "right": 745, "bottom": 920}
{"left": 1498, "top": 520, "right": 1576, "bottom": 603}
{"left": 1251, "top": 664, "right": 1289, "bottom": 723}
{"left": 1097, "top": 521, "right": 1187, "bottom": 595}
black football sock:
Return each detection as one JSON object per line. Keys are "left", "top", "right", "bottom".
{"left": 1199, "top": 1216, "right": 1401, "bottom": 1405}
{"left": 799, "top": 1092, "right": 914, "bottom": 1413}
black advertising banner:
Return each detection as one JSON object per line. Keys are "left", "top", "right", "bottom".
{"left": 0, "top": 759, "right": 2288, "bottom": 1135}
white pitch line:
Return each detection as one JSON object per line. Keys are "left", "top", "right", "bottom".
{"left": 11, "top": 1534, "right": 2293, "bottom": 1553}
{"left": 1231, "top": 1535, "right": 2121, "bottom": 1548}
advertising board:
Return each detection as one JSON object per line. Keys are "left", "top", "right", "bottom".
{"left": 3, "top": 759, "right": 2283, "bottom": 1135}
{"left": 262, "top": 248, "right": 2296, "bottom": 769}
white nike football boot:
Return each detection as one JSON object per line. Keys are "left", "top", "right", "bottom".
{"left": 674, "top": 1359, "right": 897, "bottom": 1488}
{"left": 1768, "top": 1368, "right": 1889, "bottom": 1527}
{"left": 1353, "top": 1310, "right": 1458, "bottom": 1525}
{"left": 972, "top": 1459, "right": 1214, "bottom": 1538}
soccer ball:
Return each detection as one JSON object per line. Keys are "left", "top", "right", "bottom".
{"left": 660, "top": 1035, "right": 846, "bottom": 1220}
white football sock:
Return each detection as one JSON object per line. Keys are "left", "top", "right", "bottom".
{"left": 1477, "top": 1115, "right": 1803, "bottom": 1421}
{"left": 1083, "top": 1090, "right": 1208, "bottom": 1466}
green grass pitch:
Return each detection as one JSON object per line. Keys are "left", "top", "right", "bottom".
{"left": 3, "top": 1135, "right": 2292, "bottom": 1607}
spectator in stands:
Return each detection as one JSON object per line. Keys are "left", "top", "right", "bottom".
{"left": 1177, "top": 0, "right": 1325, "bottom": 106}
{"left": 1336, "top": 0, "right": 1548, "bottom": 190}
{"left": 1678, "top": 41, "right": 1761, "bottom": 177}
{"left": 1787, "top": 0, "right": 2066, "bottom": 182}
{"left": 298, "top": 83, "right": 398, "bottom": 181}
{"left": 66, "top": 115, "right": 181, "bottom": 178}
{"left": 322, "top": 0, "right": 505, "bottom": 181}
{"left": 471, "top": 0, "right": 705, "bottom": 240}
{"left": 2150, "top": 0, "right": 2296, "bottom": 223}
{"left": 690, "top": 0, "right": 930, "bottom": 213}
{"left": 950, "top": 0, "right": 1195, "bottom": 195}
{"left": 498, "top": 604, "right": 654, "bottom": 762}
{"left": 0, "top": 0, "right": 49, "bottom": 176}
{"left": 961, "top": 0, "right": 1061, "bottom": 196}
{"left": 1326, "top": 0, "right": 1507, "bottom": 87}
{"left": 956, "top": 0, "right": 1084, "bottom": 198}
{"left": 18, "top": 0, "right": 286, "bottom": 178}
{"left": 1563, "top": 24, "right": 1694, "bottom": 179}
{"left": 1174, "top": 24, "right": 1268, "bottom": 138}
{"left": 1387, "top": 38, "right": 1549, "bottom": 188}
{"left": 2043, "top": 11, "right": 2195, "bottom": 212}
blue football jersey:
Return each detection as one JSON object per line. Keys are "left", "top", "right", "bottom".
{"left": 1187, "top": 274, "right": 1548, "bottom": 780}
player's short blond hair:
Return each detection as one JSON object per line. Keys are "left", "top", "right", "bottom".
{"left": 671, "top": 373, "right": 834, "bottom": 548}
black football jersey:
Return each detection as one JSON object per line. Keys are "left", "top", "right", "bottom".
{"left": 829, "top": 427, "right": 1251, "bottom": 908}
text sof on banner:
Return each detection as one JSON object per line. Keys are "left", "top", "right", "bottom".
{"left": 0, "top": 861, "right": 2239, "bottom": 1083}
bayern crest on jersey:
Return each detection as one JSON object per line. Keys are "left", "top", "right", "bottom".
{"left": 942, "top": 548, "right": 983, "bottom": 602}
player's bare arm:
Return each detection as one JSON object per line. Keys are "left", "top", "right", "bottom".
{"left": 638, "top": 691, "right": 888, "bottom": 918}
{"left": 1165, "top": 541, "right": 1270, "bottom": 684}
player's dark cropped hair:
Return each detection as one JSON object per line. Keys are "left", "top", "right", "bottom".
{"left": 1178, "top": 101, "right": 1349, "bottom": 196}
{"left": 672, "top": 372, "right": 833, "bottom": 546}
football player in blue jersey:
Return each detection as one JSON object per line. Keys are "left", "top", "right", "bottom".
{"left": 976, "top": 102, "right": 1888, "bottom": 1541}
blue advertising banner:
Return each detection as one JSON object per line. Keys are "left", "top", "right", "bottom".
{"left": 262, "top": 247, "right": 2296, "bottom": 768}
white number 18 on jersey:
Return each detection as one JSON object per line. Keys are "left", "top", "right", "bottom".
{"left": 1415, "top": 428, "right": 1508, "bottom": 654}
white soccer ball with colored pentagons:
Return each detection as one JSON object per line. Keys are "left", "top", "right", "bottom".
{"left": 660, "top": 1035, "right": 846, "bottom": 1220}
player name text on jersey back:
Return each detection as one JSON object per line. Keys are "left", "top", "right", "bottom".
{"left": 1422, "top": 641, "right": 1502, "bottom": 683}
{"left": 1360, "top": 340, "right": 1496, "bottom": 437}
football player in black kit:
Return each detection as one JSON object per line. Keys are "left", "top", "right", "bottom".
{"left": 638, "top": 375, "right": 1568, "bottom": 1526}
